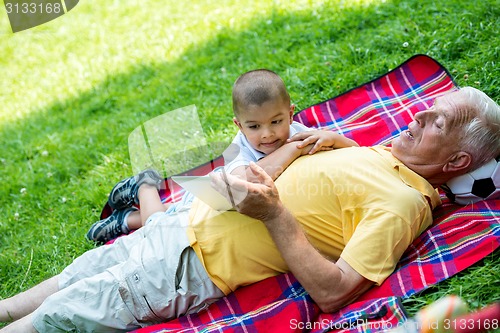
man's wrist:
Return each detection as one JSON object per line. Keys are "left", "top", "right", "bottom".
{"left": 262, "top": 201, "right": 288, "bottom": 224}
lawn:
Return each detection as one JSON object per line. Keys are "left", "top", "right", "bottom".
{"left": 0, "top": 0, "right": 498, "bottom": 327}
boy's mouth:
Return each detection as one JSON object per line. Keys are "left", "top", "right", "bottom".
{"left": 260, "top": 140, "right": 280, "bottom": 148}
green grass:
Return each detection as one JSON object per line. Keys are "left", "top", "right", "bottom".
{"left": 1, "top": 0, "right": 499, "bottom": 326}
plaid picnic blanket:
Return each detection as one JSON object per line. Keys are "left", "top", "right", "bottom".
{"left": 123, "top": 54, "right": 499, "bottom": 333}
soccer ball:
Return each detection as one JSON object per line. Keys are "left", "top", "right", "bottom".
{"left": 441, "top": 156, "right": 500, "bottom": 205}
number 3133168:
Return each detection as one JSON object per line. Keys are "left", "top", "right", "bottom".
{"left": 5, "top": 2, "right": 62, "bottom": 14}
{"left": 443, "top": 318, "right": 498, "bottom": 331}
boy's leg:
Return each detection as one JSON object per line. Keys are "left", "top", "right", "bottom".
{"left": 0, "top": 276, "right": 59, "bottom": 323}
{"left": 85, "top": 169, "right": 165, "bottom": 242}
{"left": 137, "top": 184, "right": 168, "bottom": 226}
{"left": 123, "top": 209, "right": 142, "bottom": 230}
{"left": 108, "top": 169, "right": 163, "bottom": 210}
{"left": 125, "top": 203, "right": 171, "bottom": 230}
{"left": 85, "top": 206, "right": 138, "bottom": 243}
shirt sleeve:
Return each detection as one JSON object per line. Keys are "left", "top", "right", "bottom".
{"left": 223, "top": 131, "right": 264, "bottom": 174}
{"left": 290, "top": 121, "right": 312, "bottom": 134}
{"left": 339, "top": 208, "right": 416, "bottom": 285}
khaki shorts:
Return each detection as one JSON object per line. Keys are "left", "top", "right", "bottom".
{"left": 32, "top": 209, "right": 224, "bottom": 332}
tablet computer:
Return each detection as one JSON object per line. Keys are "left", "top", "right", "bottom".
{"left": 171, "top": 175, "right": 235, "bottom": 211}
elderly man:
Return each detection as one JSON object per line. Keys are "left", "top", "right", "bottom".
{"left": 1, "top": 87, "right": 499, "bottom": 332}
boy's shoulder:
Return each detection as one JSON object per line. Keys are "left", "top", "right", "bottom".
{"left": 290, "top": 121, "right": 311, "bottom": 133}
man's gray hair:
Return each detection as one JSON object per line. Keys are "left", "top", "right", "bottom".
{"left": 459, "top": 87, "right": 500, "bottom": 169}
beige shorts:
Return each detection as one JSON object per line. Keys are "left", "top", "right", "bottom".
{"left": 32, "top": 209, "right": 224, "bottom": 332}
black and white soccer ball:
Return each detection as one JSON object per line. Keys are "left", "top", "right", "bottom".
{"left": 441, "top": 156, "right": 500, "bottom": 205}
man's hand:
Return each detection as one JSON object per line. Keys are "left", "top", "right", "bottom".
{"left": 288, "top": 130, "right": 359, "bottom": 155}
{"left": 211, "top": 161, "right": 373, "bottom": 312}
{"left": 209, "top": 162, "right": 284, "bottom": 221}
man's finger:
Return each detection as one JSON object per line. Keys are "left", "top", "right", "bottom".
{"left": 209, "top": 171, "right": 251, "bottom": 206}
{"left": 220, "top": 170, "right": 236, "bottom": 207}
{"left": 210, "top": 171, "right": 245, "bottom": 193}
{"left": 248, "top": 162, "right": 274, "bottom": 187}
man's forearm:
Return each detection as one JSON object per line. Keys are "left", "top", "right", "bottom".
{"left": 263, "top": 204, "right": 372, "bottom": 312}
{"left": 211, "top": 162, "right": 372, "bottom": 311}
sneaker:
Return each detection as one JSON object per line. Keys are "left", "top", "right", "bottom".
{"left": 86, "top": 207, "right": 138, "bottom": 243}
{"left": 108, "top": 169, "right": 163, "bottom": 210}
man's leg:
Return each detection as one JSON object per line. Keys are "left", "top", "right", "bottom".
{"left": 0, "top": 314, "right": 36, "bottom": 333}
{"left": 0, "top": 275, "right": 58, "bottom": 323}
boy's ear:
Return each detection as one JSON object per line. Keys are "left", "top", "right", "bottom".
{"left": 233, "top": 117, "right": 243, "bottom": 130}
{"left": 289, "top": 104, "right": 295, "bottom": 123}
{"left": 443, "top": 151, "right": 472, "bottom": 173}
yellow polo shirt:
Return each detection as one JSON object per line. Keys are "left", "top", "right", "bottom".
{"left": 187, "top": 146, "right": 441, "bottom": 295}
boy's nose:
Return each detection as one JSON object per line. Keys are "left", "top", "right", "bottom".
{"left": 261, "top": 127, "right": 273, "bottom": 138}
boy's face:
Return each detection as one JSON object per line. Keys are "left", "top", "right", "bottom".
{"left": 234, "top": 99, "right": 294, "bottom": 155}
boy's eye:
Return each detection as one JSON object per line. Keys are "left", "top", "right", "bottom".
{"left": 248, "top": 124, "right": 259, "bottom": 129}
{"left": 272, "top": 119, "right": 282, "bottom": 124}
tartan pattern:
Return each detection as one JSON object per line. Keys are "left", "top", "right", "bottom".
{"left": 123, "top": 55, "right": 499, "bottom": 333}
{"left": 358, "top": 195, "right": 500, "bottom": 301}
{"left": 293, "top": 54, "right": 455, "bottom": 147}
{"left": 132, "top": 273, "right": 408, "bottom": 333}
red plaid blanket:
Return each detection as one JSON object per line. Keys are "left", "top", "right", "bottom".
{"left": 121, "top": 55, "right": 499, "bottom": 333}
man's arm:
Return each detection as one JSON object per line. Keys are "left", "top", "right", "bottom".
{"left": 211, "top": 162, "right": 374, "bottom": 312}
{"left": 261, "top": 206, "right": 373, "bottom": 312}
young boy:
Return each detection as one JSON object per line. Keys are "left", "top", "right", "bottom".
{"left": 86, "top": 69, "right": 358, "bottom": 243}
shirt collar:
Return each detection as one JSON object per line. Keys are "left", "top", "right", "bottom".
{"left": 372, "top": 146, "right": 442, "bottom": 209}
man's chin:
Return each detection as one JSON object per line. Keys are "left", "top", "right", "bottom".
{"left": 390, "top": 138, "right": 404, "bottom": 157}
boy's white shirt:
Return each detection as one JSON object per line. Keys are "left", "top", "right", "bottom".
{"left": 224, "top": 121, "right": 311, "bottom": 174}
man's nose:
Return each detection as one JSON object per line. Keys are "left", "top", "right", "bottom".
{"left": 415, "top": 110, "right": 432, "bottom": 127}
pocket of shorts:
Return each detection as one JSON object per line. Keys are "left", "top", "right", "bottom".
{"left": 142, "top": 295, "right": 165, "bottom": 323}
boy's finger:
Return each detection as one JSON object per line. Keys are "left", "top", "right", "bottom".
{"left": 309, "top": 142, "right": 321, "bottom": 154}
{"left": 288, "top": 132, "right": 312, "bottom": 142}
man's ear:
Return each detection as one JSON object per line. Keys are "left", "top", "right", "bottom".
{"left": 233, "top": 117, "right": 243, "bottom": 130}
{"left": 444, "top": 151, "right": 472, "bottom": 173}
{"left": 289, "top": 104, "right": 295, "bottom": 124}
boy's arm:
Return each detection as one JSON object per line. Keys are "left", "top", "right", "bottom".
{"left": 288, "top": 129, "right": 359, "bottom": 155}
{"left": 230, "top": 141, "right": 310, "bottom": 182}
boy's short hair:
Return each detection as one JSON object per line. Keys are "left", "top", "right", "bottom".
{"left": 232, "top": 69, "right": 290, "bottom": 116}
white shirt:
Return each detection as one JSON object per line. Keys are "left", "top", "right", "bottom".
{"left": 224, "top": 121, "right": 311, "bottom": 174}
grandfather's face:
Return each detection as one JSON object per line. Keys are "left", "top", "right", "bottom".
{"left": 391, "top": 90, "right": 475, "bottom": 179}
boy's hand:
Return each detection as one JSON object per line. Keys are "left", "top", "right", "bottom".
{"left": 288, "top": 130, "right": 359, "bottom": 155}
